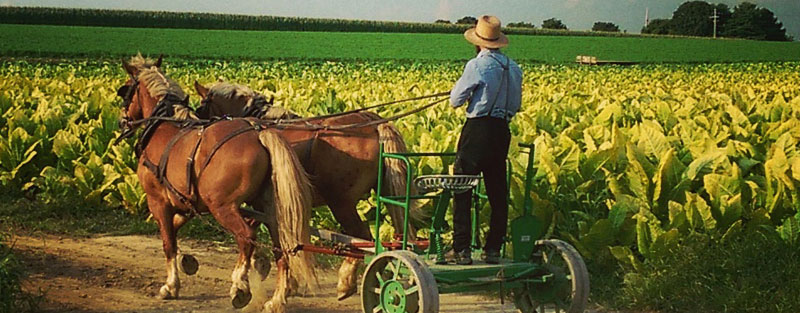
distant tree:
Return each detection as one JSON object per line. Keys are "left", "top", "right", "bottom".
{"left": 592, "top": 21, "right": 620, "bottom": 32}
{"left": 713, "top": 3, "right": 732, "bottom": 35}
{"left": 434, "top": 19, "right": 451, "bottom": 24}
{"left": 456, "top": 16, "right": 478, "bottom": 25}
{"left": 722, "top": 2, "right": 788, "bottom": 41}
{"left": 642, "top": 18, "right": 672, "bottom": 34}
{"left": 542, "top": 18, "right": 567, "bottom": 30}
{"left": 507, "top": 21, "right": 535, "bottom": 29}
{"left": 671, "top": 1, "right": 717, "bottom": 36}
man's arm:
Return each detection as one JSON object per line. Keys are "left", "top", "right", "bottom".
{"left": 450, "top": 61, "right": 480, "bottom": 108}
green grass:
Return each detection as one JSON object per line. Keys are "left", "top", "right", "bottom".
{"left": 0, "top": 231, "right": 42, "bottom": 313}
{"left": 612, "top": 233, "right": 800, "bottom": 313}
{"left": 2, "top": 24, "right": 799, "bottom": 63}
{"left": 0, "top": 194, "right": 231, "bottom": 241}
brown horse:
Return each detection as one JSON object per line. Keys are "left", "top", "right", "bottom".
{"left": 117, "top": 55, "right": 315, "bottom": 313}
{"left": 193, "top": 80, "right": 419, "bottom": 300}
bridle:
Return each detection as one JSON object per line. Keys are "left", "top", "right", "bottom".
{"left": 115, "top": 73, "right": 141, "bottom": 144}
{"left": 241, "top": 94, "right": 273, "bottom": 118}
{"left": 113, "top": 72, "right": 191, "bottom": 147}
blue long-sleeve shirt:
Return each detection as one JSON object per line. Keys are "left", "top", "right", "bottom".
{"left": 450, "top": 49, "right": 523, "bottom": 121}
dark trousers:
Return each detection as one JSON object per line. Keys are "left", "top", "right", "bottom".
{"left": 453, "top": 116, "right": 510, "bottom": 253}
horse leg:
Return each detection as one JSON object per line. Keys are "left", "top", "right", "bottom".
{"left": 242, "top": 244, "right": 272, "bottom": 313}
{"left": 171, "top": 214, "right": 200, "bottom": 276}
{"left": 242, "top": 192, "right": 275, "bottom": 313}
{"left": 208, "top": 204, "right": 256, "bottom": 309}
{"left": 262, "top": 219, "right": 290, "bottom": 313}
{"left": 327, "top": 199, "right": 370, "bottom": 301}
{"left": 149, "top": 199, "right": 181, "bottom": 300}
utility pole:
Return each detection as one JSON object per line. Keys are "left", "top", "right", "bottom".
{"left": 710, "top": 8, "right": 719, "bottom": 38}
{"left": 645, "top": 7, "right": 649, "bottom": 27}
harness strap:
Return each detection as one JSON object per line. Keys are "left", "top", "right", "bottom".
{"left": 186, "top": 128, "right": 205, "bottom": 205}
{"left": 140, "top": 118, "right": 238, "bottom": 212}
{"left": 156, "top": 127, "right": 195, "bottom": 206}
{"left": 197, "top": 121, "right": 261, "bottom": 174}
{"left": 306, "top": 130, "right": 321, "bottom": 175}
{"left": 141, "top": 156, "right": 159, "bottom": 176}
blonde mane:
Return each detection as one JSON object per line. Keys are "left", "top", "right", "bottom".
{"left": 128, "top": 53, "right": 160, "bottom": 71}
{"left": 128, "top": 55, "right": 197, "bottom": 120}
{"left": 138, "top": 67, "right": 187, "bottom": 101}
{"left": 173, "top": 106, "right": 199, "bottom": 120}
{"left": 209, "top": 81, "right": 299, "bottom": 119}
{"left": 208, "top": 81, "right": 257, "bottom": 99}
{"left": 263, "top": 106, "right": 301, "bottom": 120}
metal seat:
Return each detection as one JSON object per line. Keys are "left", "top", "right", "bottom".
{"left": 414, "top": 174, "right": 481, "bottom": 194}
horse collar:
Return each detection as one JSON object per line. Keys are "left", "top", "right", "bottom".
{"left": 134, "top": 93, "right": 191, "bottom": 157}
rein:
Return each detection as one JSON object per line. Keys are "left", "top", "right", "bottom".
{"left": 268, "top": 95, "right": 449, "bottom": 131}
{"left": 116, "top": 91, "right": 452, "bottom": 140}
{"left": 274, "top": 90, "right": 451, "bottom": 124}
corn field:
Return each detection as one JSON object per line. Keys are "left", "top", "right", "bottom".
{"left": 0, "top": 6, "right": 659, "bottom": 38}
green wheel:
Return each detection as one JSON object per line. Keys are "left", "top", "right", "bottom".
{"left": 514, "top": 239, "right": 589, "bottom": 313}
{"left": 361, "top": 250, "right": 438, "bottom": 313}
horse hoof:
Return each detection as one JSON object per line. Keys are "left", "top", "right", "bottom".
{"left": 158, "top": 285, "right": 178, "bottom": 300}
{"left": 231, "top": 289, "right": 252, "bottom": 309}
{"left": 337, "top": 285, "right": 357, "bottom": 301}
{"left": 290, "top": 276, "right": 301, "bottom": 295}
{"left": 178, "top": 254, "right": 199, "bottom": 275}
{"left": 263, "top": 300, "right": 285, "bottom": 313}
{"left": 252, "top": 255, "right": 271, "bottom": 280}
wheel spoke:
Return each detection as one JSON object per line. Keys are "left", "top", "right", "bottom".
{"left": 371, "top": 287, "right": 381, "bottom": 294}
{"left": 392, "top": 259, "right": 403, "bottom": 280}
{"left": 375, "top": 271, "right": 384, "bottom": 285}
{"left": 372, "top": 304, "right": 383, "bottom": 313}
{"left": 405, "top": 285, "right": 419, "bottom": 295}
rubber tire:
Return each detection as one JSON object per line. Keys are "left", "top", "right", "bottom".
{"left": 514, "top": 239, "right": 589, "bottom": 313}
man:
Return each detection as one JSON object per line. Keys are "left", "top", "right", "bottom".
{"left": 450, "top": 15, "right": 523, "bottom": 265}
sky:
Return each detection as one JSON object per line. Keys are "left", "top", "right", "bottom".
{"left": 4, "top": 0, "right": 799, "bottom": 39}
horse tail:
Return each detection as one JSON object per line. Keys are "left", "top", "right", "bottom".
{"left": 377, "top": 122, "right": 422, "bottom": 238}
{"left": 257, "top": 129, "right": 318, "bottom": 291}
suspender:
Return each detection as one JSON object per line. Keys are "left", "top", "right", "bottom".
{"left": 486, "top": 54, "right": 511, "bottom": 120}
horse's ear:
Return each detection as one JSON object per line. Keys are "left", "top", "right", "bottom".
{"left": 194, "top": 81, "right": 210, "bottom": 99}
{"left": 155, "top": 54, "right": 163, "bottom": 68}
{"left": 122, "top": 59, "right": 136, "bottom": 76}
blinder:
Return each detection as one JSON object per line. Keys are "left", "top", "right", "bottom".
{"left": 115, "top": 75, "right": 140, "bottom": 144}
{"left": 118, "top": 76, "right": 140, "bottom": 109}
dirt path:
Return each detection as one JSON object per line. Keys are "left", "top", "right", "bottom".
{"left": 11, "top": 233, "right": 521, "bottom": 313}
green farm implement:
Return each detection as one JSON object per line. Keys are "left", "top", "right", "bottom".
{"left": 285, "top": 143, "right": 589, "bottom": 313}
{"left": 359, "top": 143, "right": 589, "bottom": 313}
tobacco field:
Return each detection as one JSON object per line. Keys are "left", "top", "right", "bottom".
{"left": 2, "top": 59, "right": 800, "bottom": 298}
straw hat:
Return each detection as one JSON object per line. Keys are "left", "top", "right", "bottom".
{"left": 464, "top": 15, "right": 509, "bottom": 49}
